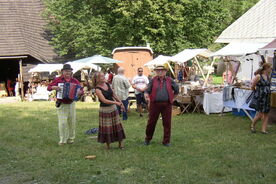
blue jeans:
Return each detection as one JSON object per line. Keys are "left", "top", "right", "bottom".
{"left": 117, "top": 98, "right": 129, "bottom": 120}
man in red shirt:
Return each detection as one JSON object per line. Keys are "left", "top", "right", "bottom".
{"left": 48, "top": 64, "right": 82, "bottom": 145}
{"left": 144, "top": 65, "right": 179, "bottom": 146}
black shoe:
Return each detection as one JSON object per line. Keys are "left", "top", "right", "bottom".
{"left": 163, "top": 143, "right": 171, "bottom": 147}
{"left": 250, "top": 126, "right": 256, "bottom": 133}
{"left": 261, "top": 131, "right": 269, "bottom": 134}
{"left": 140, "top": 114, "right": 143, "bottom": 117}
{"left": 144, "top": 140, "right": 150, "bottom": 145}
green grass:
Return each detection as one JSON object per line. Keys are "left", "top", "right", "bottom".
{"left": 0, "top": 102, "right": 276, "bottom": 184}
{"left": 212, "top": 75, "right": 223, "bottom": 84}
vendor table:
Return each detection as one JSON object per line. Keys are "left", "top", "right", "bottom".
{"left": 203, "top": 92, "right": 231, "bottom": 115}
{"left": 222, "top": 88, "right": 255, "bottom": 120}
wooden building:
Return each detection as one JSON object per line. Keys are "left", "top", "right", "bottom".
{"left": 0, "top": 0, "right": 58, "bottom": 97}
{"left": 112, "top": 46, "right": 153, "bottom": 79}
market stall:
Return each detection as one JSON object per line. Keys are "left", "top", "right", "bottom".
{"left": 169, "top": 48, "right": 230, "bottom": 114}
{"left": 28, "top": 63, "right": 101, "bottom": 101}
{"left": 210, "top": 42, "right": 269, "bottom": 119}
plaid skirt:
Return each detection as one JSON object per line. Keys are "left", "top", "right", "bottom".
{"left": 98, "top": 104, "right": 126, "bottom": 143}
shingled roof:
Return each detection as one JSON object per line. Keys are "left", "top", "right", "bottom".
{"left": 216, "top": 0, "right": 276, "bottom": 43}
{"left": 0, "top": 0, "right": 58, "bottom": 62}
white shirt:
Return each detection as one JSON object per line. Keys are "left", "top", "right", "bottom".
{"left": 132, "top": 75, "right": 149, "bottom": 94}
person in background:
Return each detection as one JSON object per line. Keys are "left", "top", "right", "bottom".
{"left": 47, "top": 64, "right": 83, "bottom": 146}
{"left": 144, "top": 65, "right": 179, "bottom": 146}
{"left": 15, "top": 78, "right": 20, "bottom": 97}
{"left": 177, "top": 67, "right": 183, "bottom": 82}
{"left": 183, "top": 63, "right": 190, "bottom": 81}
{"left": 7, "top": 78, "right": 14, "bottom": 96}
{"left": 250, "top": 63, "right": 272, "bottom": 134}
{"left": 93, "top": 72, "right": 126, "bottom": 150}
{"left": 112, "top": 67, "right": 131, "bottom": 120}
{"left": 107, "top": 69, "right": 114, "bottom": 84}
{"left": 132, "top": 67, "right": 149, "bottom": 117}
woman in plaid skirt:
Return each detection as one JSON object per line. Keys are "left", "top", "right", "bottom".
{"left": 93, "top": 72, "right": 126, "bottom": 150}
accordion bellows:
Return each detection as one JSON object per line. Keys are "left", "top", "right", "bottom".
{"left": 57, "top": 82, "right": 81, "bottom": 100}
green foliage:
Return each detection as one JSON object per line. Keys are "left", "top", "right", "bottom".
{"left": 43, "top": 0, "right": 259, "bottom": 59}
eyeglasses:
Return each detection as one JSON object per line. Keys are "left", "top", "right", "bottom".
{"left": 138, "top": 71, "right": 143, "bottom": 72}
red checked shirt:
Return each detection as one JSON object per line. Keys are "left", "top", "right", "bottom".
{"left": 47, "top": 75, "right": 82, "bottom": 104}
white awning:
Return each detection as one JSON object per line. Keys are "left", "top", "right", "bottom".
{"left": 28, "top": 64, "right": 63, "bottom": 74}
{"left": 66, "top": 62, "right": 101, "bottom": 73}
{"left": 211, "top": 42, "right": 267, "bottom": 57}
{"left": 144, "top": 55, "right": 171, "bottom": 68}
{"left": 29, "top": 63, "right": 101, "bottom": 74}
{"left": 170, "top": 49, "right": 210, "bottom": 64}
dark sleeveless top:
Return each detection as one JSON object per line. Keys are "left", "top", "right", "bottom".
{"left": 96, "top": 83, "right": 114, "bottom": 107}
{"left": 254, "top": 74, "right": 271, "bottom": 113}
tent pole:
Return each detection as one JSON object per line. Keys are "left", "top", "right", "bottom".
{"left": 167, "top": 62, "right": 175, "bottom": 78}
{"left": 203, "top": 58, "right": 215, "bottom": 87}
{"left": 19, "top": 59, "right": 24, "bottom": 101}
{"left": 194, "top": 57, "right": 206, "bottom": 80}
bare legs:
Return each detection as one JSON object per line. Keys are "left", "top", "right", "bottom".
{"left": 261, "top": 113, "right": 269, "bottom": 133}
{"left": 105, "top": 141, "right": 124, "bottom": 150}
{"left": 138, "top": 104, "right": 143, "bottom": 117}
{"left": 118, "top": 141, "right": 124, "bottom": 149}
{"left": 250, "top": 112, "right": 269, "bottom": 133}
{"left": 106, "top": 143, "right": 110, "bottom": 150}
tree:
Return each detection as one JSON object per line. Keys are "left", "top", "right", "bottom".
{"left": 43, "top": 0, "right": 259, "bottom": 59}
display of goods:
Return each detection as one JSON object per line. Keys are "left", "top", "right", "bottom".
{"left": 189, "top": 89, "right": 205, "bottom": 96}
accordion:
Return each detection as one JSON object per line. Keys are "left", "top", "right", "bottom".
{"left": 57, "top": 82, "right": 81, "bottom": 100}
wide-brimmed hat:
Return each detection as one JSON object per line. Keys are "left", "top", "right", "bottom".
{"left": 154, "top": 65, "right": 166, "bottom": 70}
{"left": 61, "top": 64, "right": 73, "bottom": 71}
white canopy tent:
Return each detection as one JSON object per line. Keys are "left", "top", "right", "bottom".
{"left": 71, "top": 55, "right": 123, "bottom": 64}
{"left": 66, "top": 62, "right": 101, "bottom": 73}
{"left": 29, "top": 63, "right": 101, "bottom": 74}
{"left": 28, "top": 64, "right": 63, "bottom": 74}
{"left": 170, "top": 49, "right": 210, "bottom": 64}
{"left": 208, "top": 42, "right": 267, "bottom": 85}
{"left": 170, "top": 49, "right": 212, "bottom": 81}
{"left": 144, "top": 55, "right": 171, "bottom": 69}
{"left": 211, "top": 42, "right": 267, "bottom": 57}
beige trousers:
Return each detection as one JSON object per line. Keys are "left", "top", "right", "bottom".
{"left": 57, "top": 102, "right": 76, "bottom": 144}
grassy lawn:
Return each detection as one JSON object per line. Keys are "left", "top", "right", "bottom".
{"left": 0, "top": 102, "right": 276, "bottom": 184}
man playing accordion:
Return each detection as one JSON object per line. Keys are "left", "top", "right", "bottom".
{"left": 48, "top": 64, "right": 83, "bottom": 146}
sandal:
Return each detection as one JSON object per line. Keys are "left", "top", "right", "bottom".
{"left": 250, "top": 126, "right": 256, "bottom": 133}
{"left": 119, "top": 146, "right": 125, "bottom": 150}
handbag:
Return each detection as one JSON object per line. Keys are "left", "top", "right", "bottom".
{"left": 248, "top": 91, "right": 258, "bottom": 109}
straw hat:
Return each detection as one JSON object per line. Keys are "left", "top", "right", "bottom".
{"left": 154, "top": 65, "right": 166, "bottom": 70}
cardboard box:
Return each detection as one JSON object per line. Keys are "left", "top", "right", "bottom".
{"left": 172, "top": 106, "right": 181, "bottom": 116}
{"left": 271, "top": 92, "right": 276, "bottom": 108}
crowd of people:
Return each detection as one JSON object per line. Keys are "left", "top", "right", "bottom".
{"left": 46, "top": 61, "right": 273, "bottom": 149}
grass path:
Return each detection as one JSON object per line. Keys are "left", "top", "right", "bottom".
{"left": 0, "top": 102, "right": 275, "bottom": 184}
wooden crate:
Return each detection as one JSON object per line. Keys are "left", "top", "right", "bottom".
{"left": 0, "top": 83, "right": 8, "bottom": 97}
